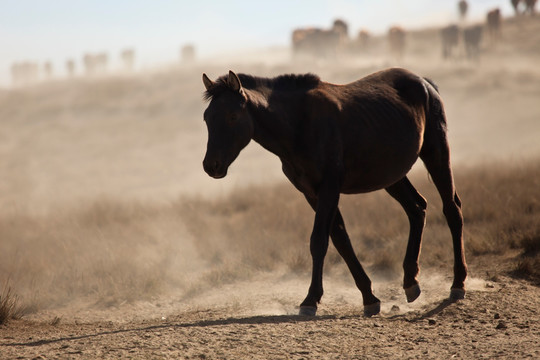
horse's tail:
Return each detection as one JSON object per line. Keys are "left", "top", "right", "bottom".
{"left": 421, "top": 77, "right": 444, "bottom": 128}
{"left": 420, "top": 77, "right": 449, "bottom": 185}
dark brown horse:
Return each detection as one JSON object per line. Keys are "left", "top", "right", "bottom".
{"left": 292, "top": 19, "right": 349, "bottom": 60}
{"left": 525, "top": 0, "right": 538, "bottom": 14}
{"left": 514, "top": 0, "right": 538, "bottom": 15}
{"left": 201, "top": 68, "right": 467, "bottom": 317}
{"left": 459, "top": 0, "right": 469, "bottom": 19}
{"left": 464, "top": 25, "right": 483, "bottom": 60}
{"left": 441, "top": 24, "right": 460, "bottom": 59}
{"left": 512, "top": 0, "right": 522, "bottom": 15}
{"left": 388, "top": 26, "right": 406, "bottom": 61}
{"left": 487, "top": 8, "right": 502, "bottom": 44}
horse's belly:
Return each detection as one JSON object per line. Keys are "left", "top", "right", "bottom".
{"left": 341, "top": 140, "right": 421, "bottom": 193}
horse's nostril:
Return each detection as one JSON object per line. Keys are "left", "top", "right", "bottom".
{"left": 203, "top": 158, "right": 221, "bottom": 174}
{"left": 209, "top": 160, "right": 220, "bottom": 173}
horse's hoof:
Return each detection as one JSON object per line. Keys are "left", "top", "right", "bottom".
{"left": 449, "top": 288, "right": 466, "bottom": 301}
{"left": 299, "top": 306, "right": 317, "bottom": 316}
{"left": 404, "top": 284, "right": 421, "bottom": 303}
{"left": 364, "top": 302, "right": 381, "bottom": 317}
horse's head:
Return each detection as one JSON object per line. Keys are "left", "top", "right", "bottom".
{"left": 202, "top": 71, "right": 253, "bottom": 179}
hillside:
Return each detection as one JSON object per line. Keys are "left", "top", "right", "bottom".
{"left": 1, "top": 14, "right": 540, "bottom": 359}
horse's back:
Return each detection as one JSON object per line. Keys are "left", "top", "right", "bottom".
{"left": 349, "top": 68, "right": 427, "bottom": 104}
{"left": 334, "top": 68, "right": 428, "bottom": 144}
{"left": 322, "top": 68, "right": 429, "bottom": 192}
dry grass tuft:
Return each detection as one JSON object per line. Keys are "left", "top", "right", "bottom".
{"left": 513, "top": 257, "right": 540, "bottom": 284}
{"left": 51, "top": 316, "right": 62, "bottom": 326}
{"left": 0, "top": 283, "right": 22, "bottom": 325}
{"left": 511, "top": 231, "right": 540, "bottom": 284}
{"left": 369, "top": 250, "right": 402, "bottom": 281}
{"left": 519, "top": 233, "right": 540, "bottom": 257}
{"left": 284, "top": 251, "right": 310, "bottom": 275}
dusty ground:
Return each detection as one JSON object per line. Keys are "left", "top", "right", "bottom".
{"left": 2, "top": 255, "right": 540, "bottom": 359}
{"left": 1, "top": 14, "right": 540, "bottom": 360}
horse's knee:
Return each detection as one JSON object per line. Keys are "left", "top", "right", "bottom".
{"left": 454, "top": 192, "right": 462, "bottom": 208}
{"left": 408, "top": 200, "right": 427, "bottom": 226}
{"left": 415, "top": 192, "right": 428, "bottom": 210}
{"left": 443, "top": 201, "right": 463, "bottom": 226}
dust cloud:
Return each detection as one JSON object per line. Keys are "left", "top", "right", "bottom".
{"left": 1, "top": 14, "right": 540, "bottom": 322}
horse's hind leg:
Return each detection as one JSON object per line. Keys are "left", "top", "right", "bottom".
{"left": 421, "top": 132, "right": 468, "bottom": 300}
{"left": 386, "top": 177, "right": 427, "bottom": 303}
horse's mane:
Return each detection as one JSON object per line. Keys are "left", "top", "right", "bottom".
{"left": 204, "top": 73, "right": 320, "bottom": 101}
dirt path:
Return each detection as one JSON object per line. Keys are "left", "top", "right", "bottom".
{"left": 2, "top": 255, "right": 539, "bottom": 359}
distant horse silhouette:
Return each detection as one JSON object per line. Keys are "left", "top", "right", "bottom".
{"left": 512, "top": 0, "right": 538, "bottom": 15}
{"left": 43, "top": 61, "right": 53, "bottom": 79}
{"left": 388, "top": 26, "right": 406, "bottom": 61}
{"left": 458, "top": 0, "right": 469, "bottom": 20}
{"left": 487, "top": 8, "right": 502, "bottom": 44}
{"left": 292, "top": 19, "right": 349, "bottom": 60}
{"left": 464, "top": 25, "right": 483, "bottom": 60}
{"left": 10, "top": 61, "right": 39, "bottom": 86}
{"left": 525, "top": 0, "right": 538, "bottom": 14}
{"left": 120, "top": 49, "right": 135, "bottom": 71}
{"left": 292, "top": 28, "right": 337, "bottom": 58}
{"left": 512, "top": 0, "right": 522, "bottom": 15}
{"left": 201, "top": 68, "right": 468, "bottom": 317}
{"left": 357, "top": 29, "right": 371, "bottom": 50}
{"left": 66, "top": 59, "right": 76, "bottom": 77}
{"left": 83, "top": 52, "right": 108, "bottom": 76}
{"left": 441, "top": 24, "right": 460, "bottom": 59}
{"left": 181, "top": 44, "right": 196, "bottom": 64}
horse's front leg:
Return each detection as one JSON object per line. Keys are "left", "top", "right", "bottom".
{"left": 299, "top": 177, "right": 340, "bottom": 316}
{"left": 301, "top": 196, "right": 380, "bottom": 316}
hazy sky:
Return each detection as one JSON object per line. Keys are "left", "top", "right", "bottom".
{"left": 0, "top": 0, "right": 512, "bottom": 85}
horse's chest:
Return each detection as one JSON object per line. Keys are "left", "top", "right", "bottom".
{"left": 281, "top": 161, "right": 320, "bottom": 198}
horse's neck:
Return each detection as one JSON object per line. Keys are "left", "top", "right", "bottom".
{"left": 247, "top": 89, "right": 298, "bottom": 161}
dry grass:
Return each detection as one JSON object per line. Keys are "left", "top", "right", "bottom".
{"left": 514, "top": 257, "right": 540, "bottom": 284}
{"left": 1, "top": 16, "right": 539, "bottom": 317}
{"left": 179, "top": 159, "right": 540, "bottom": 285}
{"left": 0, "top": 199, "right": 192, "bottom": 313}
{"left": 0, "top": 282, "right": 22, "bottom": 325}
{"left": 1, "top": 160, "right": 539, "bottom": 317}
{"left": 512, "top": 232, "right": 540, "bottom": 284}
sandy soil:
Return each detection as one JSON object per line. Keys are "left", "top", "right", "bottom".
{"left": 2, "top": 255, "right": 539, "bottom": 359}
{"left": 1, "top": 14, "right": 540, "bottom": 360}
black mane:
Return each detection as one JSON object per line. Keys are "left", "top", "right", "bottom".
{"left": 204, "top": 73, "right": 320, "bottom": 101}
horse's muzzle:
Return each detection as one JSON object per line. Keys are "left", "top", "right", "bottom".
{"left": 203, "top": 158, "right": 227, "bottom": 179}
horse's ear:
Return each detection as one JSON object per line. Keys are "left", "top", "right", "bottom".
{"left": 227, "top": 70, "right": 242, "bottom": 92}
{"left": 202, "top": 73, "right": 214, "bottom": 91}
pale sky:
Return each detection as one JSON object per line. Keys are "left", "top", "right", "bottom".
{"left": 0, "top": 0, "right": 513, "bottom": 86}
